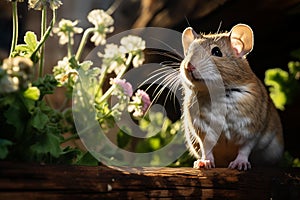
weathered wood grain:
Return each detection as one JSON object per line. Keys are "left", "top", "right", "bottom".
{"left": 0, "top": 162, "right": 299, "bottom": 199}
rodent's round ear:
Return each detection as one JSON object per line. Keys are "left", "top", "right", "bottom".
{"left": 182, "top": 27, "right": 198, "bottom": 56}
{"left": 230, "top": 24, "right": 254, "bottom": 58}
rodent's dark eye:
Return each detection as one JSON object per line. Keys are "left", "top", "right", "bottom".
{"left": 211, "top": 46, "right": 223, "bottom": 57}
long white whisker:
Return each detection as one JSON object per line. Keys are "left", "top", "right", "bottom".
{"left": 160, "top": 61, "right": 181, "bottom": 67}
{"left": 163, "top": 77, "right": 180, "bottom": 106}
{"left": 146, "top": 51, "right": 182, "bottom": 62}
{"left": 147, "top": 71, "right": 177, "bottom": 105}
{"left": 155, "top": 72, "right": 180, "bottom": 107}
{"left": 141, "top": 70, "right": 174, "bottom": 94}
{"left": 147, "top": 38, "right": 183, "bottom": 61}
{"left": 154, "top": 72, "right": 175, "bottom": 97}
{"left": 138, "top": 67, "right": 172, "bottom": 89}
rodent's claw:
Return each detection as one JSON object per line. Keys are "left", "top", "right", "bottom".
{"left": 228, "top": 159, "right": 251, "bottom": 171}
{"left": 193, "top": 159, "right": 215, "bottom": 169}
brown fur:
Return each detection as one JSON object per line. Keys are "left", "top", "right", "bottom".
{"left": 180, "top": 24, "right": 284, "bottom": 170}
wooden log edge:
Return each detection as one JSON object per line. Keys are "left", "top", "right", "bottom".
{"left": 0, "top": 162, "right": 299, "bottom": 199}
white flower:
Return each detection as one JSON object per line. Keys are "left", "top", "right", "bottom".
{"left": 101, "top": 44, "right": 121, "bottom": 59}
{"left": 53, "top": 19, "right": 83, "bottom": 45}
{"left": 98, "top": 44, "right": 125, "bottom": 74}
{"left": 0, "top": 57, "right": 33, "bottom": 93}
{"left": 53, "top": 57, "right": 78, "bottom": 86}
{"left": 119, "top": 35, "right": 146, "bottom": 54}
{"left": 132, "top": 53, "right": 145, "bottom": 68}
{"left": 87, "top": 9, "right": 114, "bottom": 46}
{"left": 119, "top": 35, "right": 145, "bottom": 68}
{"left": 28, "top": 0, "right": 62, "bottom": 10}
{"left": 128, "top": 90, "right": 151, "bottom": 118}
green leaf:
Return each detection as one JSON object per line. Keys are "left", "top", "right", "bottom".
{"left": 13, "top": 45, "right": 31, "bottom": 58}
{"left": 33, "top": 74, "right": 58, "bottom": 98}
{"left": 265, "top": 68, "right": 289, "bottom": 87}
{"left": 31, "top": 108, "right": 49, "bottom": 130}
{"left": 80, "top": 60, "right": 93, "bottom": 71}
{"left": 30, "top": 132, "right": 62, "bottom": 158}
{"left": 12, "top": 32, "right": 39, "bottom": 59}
{"left": 149, "top": 138, "right": 161, "bottom": 150}
{"left": 265, "top": 66, "right": 300, "bottom": 110}
{"left": 24, "top": 31, "right": 38, "bottom": 51}
{"left": 117, "top": 127, "right": 132, "bottom": 148}
{"left": 69, "top": 56, "right": 80, "bottom": 69}
{"left": 293, "top": 158, "right": 300, "bottom": 167}
{"left": 0, "top": 139, "right": 13, "bottom": 159}
{"left": 269, "top": 89, "right": 287, "bottom": 111}
{"left": 4, "top": 103, "right": 27, "bottom": 138}
{"left": 288, "top": 61, "right": 300, "bottom": 78}
{"left": 264, "top": 68, "right": 289, "bottom": 110}
{"left": 76, "top": 152, "right": 98, "bottom": 166}
{"left": 22, "top": 98, "right": 36, "bottom": 114}
{"left": 54, "top": 147, "right": 81, "bottom": 164}
{"left": 23, "top": 86, "right": 40, "bottom": 101}
{"left": 14, "top": 44, "right": 31, "bottom": 52}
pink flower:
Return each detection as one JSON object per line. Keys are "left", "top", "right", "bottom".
{"left": 110, "top": 78, "right": 133, "bottom": 97}
{"left": 128, "top": 89, "right": 151, "bottom": 118}
{"left": 136, "top": 89, "right": 151, "bottom": 113}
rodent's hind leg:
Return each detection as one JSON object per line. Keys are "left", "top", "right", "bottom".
{"left": 228, "top": 140, "right": 255, "bottom": 171}
{"left": 228, "top": 153, "right": 251, "bottom": 171}
{"left": 193, "top": 152, "right": 215, "bottom": 169}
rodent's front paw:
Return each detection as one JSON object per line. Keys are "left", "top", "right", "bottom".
{"left": 228, "top": 158, "right": 251, "bottom": 171}
{"left": 193, "top": 159, "right": 215, "bottom": 169}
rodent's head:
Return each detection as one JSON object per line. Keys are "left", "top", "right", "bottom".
{"left": 180, "top": 24, "right": 255, "bottom": 91}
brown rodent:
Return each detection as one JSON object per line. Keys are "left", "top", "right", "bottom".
{"left": 180, "top": 24, "right": 284, "bottom": 170}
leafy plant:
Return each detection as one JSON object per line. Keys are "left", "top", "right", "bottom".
{"left": 264, "top": 49, "right": 300, "bottom": 167}
{"left": 0, "top": 0, "right": 186, "bottom": 167}
{"left": 265, "top": 61, "right": 300, "bottom": 110}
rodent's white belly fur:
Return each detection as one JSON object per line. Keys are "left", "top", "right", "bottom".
{"left": 183, "top": 87, "right": 283, "bottom": 166}
{"left": 186, "top": 89, "right": 252, "bottom": 146}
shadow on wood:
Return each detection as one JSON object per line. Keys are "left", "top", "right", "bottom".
{"left": 0, "top": 162, "right": 299, "bottom": 199}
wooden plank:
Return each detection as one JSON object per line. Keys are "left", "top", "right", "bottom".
{"left": 0, "top": 162, "right": 299, "bottom": 199}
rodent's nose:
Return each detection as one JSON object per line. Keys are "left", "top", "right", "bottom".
{"left": 185, "top": 62, "right": 195, "bottom": 72}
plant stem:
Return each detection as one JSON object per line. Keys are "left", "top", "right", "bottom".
{"left": 61, "top": 133, "right": 79, "bottom": 143}
{"left": 98, "top": 53, "right": 133, "bottom": 104}
{"left": 31, "top": 10, "right": 56, "bottom": 63}
{"left": 9, "top": 1, "right": 18, "bottom": 57}
{"left": 106, "top": 0, "right": 122, "bottom": 15}
{"left": 39, "top": 7, "right": 47, "bottom": 77}
{"left": 75, "top": 27, "right": 94, "bottom": 61}
{"left": 95, "top": 65, "right": 108, "bottom": 99}
{"left": 68, "top": 31, "right": 74, "bottom": 59}
{"left": 62, "top": 122, "right": 99, "bottom": 144}
{"left": 59, "top": 98, "right": 69, "bottom": 112}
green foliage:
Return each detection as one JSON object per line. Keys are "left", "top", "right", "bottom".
{"left": 32, "top": 74, "right": 58, "bottom": 98}
{"left": 265, "top": 61, "right": 300, "bottom": 110}
{"left": 117, "top": 127, "right": 132, "bottom": 149}
{"left": 264, "top": 49, "right": 300, "bottom": 167}
{"left": 0, "top": 1, "right": 189, "bottom": 168}
{"left": 0, "top": 92, "right": 78, "bottom": 163}
{"left": 281, "top": 152, "right": 300, "bottom": 168}
{"left": 76, "top": 151, "right": 99, "bottom": 166}
{"left": 12, "top": 31, "right": 39, "bottom": 62}
{"left": 115, "top": 112, "right": 192, "bottom": 167}
{"left": 0, "top": 139, "right": 13, "bottom": 159}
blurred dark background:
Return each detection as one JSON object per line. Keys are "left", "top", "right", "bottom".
{"left": 1, "top": 0, "right": 300, "bottom": 158}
